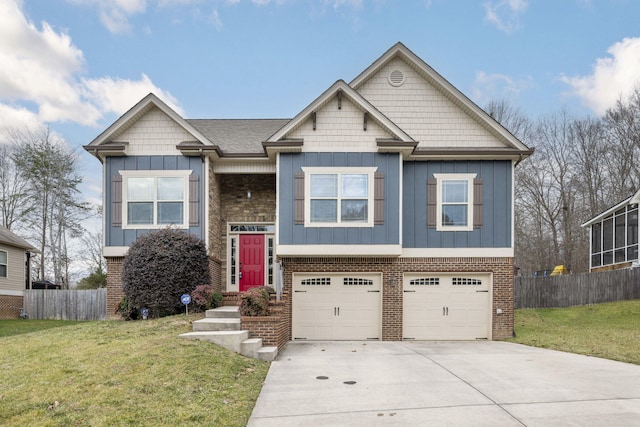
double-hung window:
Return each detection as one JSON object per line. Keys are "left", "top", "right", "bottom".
{"left": 120, "top": 170, "right": 190, "bottom": 229}
{"left": 434, "top": 173, "right": 477, "bottom": 231}
{"left": 0, "top": 250, "right": 7, "bottom": 278}
{"left": 303, "top": 167, "right": 376, "bottom": 227}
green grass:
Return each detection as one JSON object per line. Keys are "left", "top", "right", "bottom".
{"left": 0, "top": 315, "right": 269, "bottom": 426}
{"left": 0, "top": 319, "right": 82, "bottom": 338}
{"left": 508, "top": 299, "right": 640, "bottom": 365}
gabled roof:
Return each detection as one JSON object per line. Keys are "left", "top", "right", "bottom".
{"left": 264, "top": 80, "right": 415, "bottom": 145}
{"left": 350, "top": 42, "right": 532, "bottom": 155}
{"left": 0, "top": 226, "right": 37, "bottom": 251}
{"left": 84, "top": 93, "right": 214, "bottom": 157}
{"left": 581, "top": 189, "right": 640, "bottom": 227}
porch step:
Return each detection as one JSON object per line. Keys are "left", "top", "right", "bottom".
{"left": 205, "top": 306, "right": 241, "bottom": 319}
{"left": 256, "top": 346, "right": 278, "bottom": 362}
{"left": 240, "top": 338, "right": 263, "bottom": 359}
{"left": 180, "top": 304, "right": 279, "bottom": 361}
{"left": 179, "top": 330, "right": 249, "bottom": 354}
{"left": 192, "top": 317, "right": 241, "bottom": 332}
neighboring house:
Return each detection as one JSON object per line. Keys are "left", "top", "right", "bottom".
{"left": 582, "top": 190, "right": 640, "bottom": 272}
{"left": 0, "top": 226, "right": 37, "bottom": 319}
{"left": 85, "top": 43, "right": 532, "bottom": 341}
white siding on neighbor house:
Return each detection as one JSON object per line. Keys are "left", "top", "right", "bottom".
{"left": 356, "top": 58, "right": 504, "bottom": 149}
{"left": 288, "top": 97, "right": 394, "bottom": 152}
{"left": 119, "top": 107, "right": 194, "bottom": 155}
{"left": 0, "top": 244, "right": 25, "bottom": 294}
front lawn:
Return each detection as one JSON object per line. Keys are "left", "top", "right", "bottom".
{"left": 0, "top": 315, "right": 269, "bottom": 426}
{"left": 508, "top": 299, "right": 640, "bottom": 365}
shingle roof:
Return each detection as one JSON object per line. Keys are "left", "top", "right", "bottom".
{"left": 0, "top": 226, "right": 37, "bottom": 251}
{"left": 186, "top": 119, "right": 291, "bottom": 154}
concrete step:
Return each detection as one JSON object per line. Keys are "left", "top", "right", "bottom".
{"left": 240, "top": 338, "right": 263, "bottom": 359}
{"left": 192, "top": 317, "right": 240, "bottom": 332}
{"left": 205, "top": 306, "right": 240, "bottom": 319}
{"left": 256, "top": 346, "right": 278, "bottom": 362}
{"left": 179, "top": 330, "right": 249, "bottom": 353}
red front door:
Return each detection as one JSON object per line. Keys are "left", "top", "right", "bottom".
{"left": 239, "top": 234, "right": 265, "bottom": 292}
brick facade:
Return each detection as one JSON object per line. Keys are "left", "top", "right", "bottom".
{"left": 280, "top": 256, "right": 514, "bottom": 341}
{"left": 0, "top": 295, "right": 24, "bottom": 319}
{"left": 106, "top": 257, "right": 125, "bottom": 319}
{"left": 241, "top": 295, "right": 290, "bottom": 349}
{"left": 216, "top": 174, "right": 276, "bottom": 286}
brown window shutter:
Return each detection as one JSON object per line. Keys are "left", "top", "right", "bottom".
{"left": 189, "top": 174, "right": 199, "bottom": 227}
{"left": 473, "top": 178, "right": 483, "bottom": 228}
{"left": 427, "top": 178, "right": 437, "bottom": 228}
{"left": 112, "top": 175, "right": 122, "bottom": 227}
{"left": 294, "top": 172, "right": 305, "bottom": 224}
{"left": 374, "top": 172, "right": 384, "bottom": 225}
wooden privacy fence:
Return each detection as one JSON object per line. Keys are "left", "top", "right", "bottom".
{"left": 515, "top": 268, "right": 640, "bottom": 309}
{"left": 24, "top": 288, "right": 107, "bottom": 321}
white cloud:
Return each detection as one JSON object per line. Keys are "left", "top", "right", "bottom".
{"left": 483, "top": 0, "right": 528, "bottom": 33}
{"left": 472, "top": 71, "right": 534, "bottom": 105}
{"left": 210, "top": 9, "right": 223, "bottom": 31}
{"left": 324, "top": 0, "right": 363, "bottom": 9}
{"left": 0, "top": 0, "right": 181, "bottom": 134}
{"left": 69, "top": 0, "right": 147, "bottom": 34}
{"left": 561, "top": 37, "right": 640, "bottom": 116}
{"left": 82, "top": 74, "right": 184, "bottom": 116}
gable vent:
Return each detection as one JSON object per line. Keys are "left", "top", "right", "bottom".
{"left": 388, "top": 69, "right": 405, "bottom": 87}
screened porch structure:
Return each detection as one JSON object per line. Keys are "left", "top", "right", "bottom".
{"left": 583, "top": 190, "right": 640, "bottom": 271}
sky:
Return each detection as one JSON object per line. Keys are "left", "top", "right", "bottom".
{"left": 3, "top": 0, "right": 640, "bottom": 236}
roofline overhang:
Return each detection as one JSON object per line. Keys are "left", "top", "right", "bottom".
{"left": 350, "top": 42, "right": 532, "bottom": 154}
{"left": 581, "top": 189, "right": 640, "bottom": 227}
{"left": 83, "top": 142, "right": 129, "bottom": 162}
{"left": 265, "top": 80, "right": 415, "bottom": 144}
{"left": 409, "top": 147, "right": 534, "bottom": 161}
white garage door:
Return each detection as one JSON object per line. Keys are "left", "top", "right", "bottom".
{"left": 403, "top": 273, "right": 491, "bottom": 340}
{"left": 292, "top": 273, "right": 382, "bottom": 340}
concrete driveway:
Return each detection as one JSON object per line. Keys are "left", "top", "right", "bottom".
{"left": 248, "top": 341, "right": 640, "bottom": 426}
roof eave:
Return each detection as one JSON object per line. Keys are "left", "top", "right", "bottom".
{"left": 410, "top": 148, "right": 534, "bottom": 161}
{"left": 581, "top": 189, "right": 640, "bottom": 227}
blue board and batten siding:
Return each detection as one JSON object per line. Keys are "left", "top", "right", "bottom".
{"left": 105, "top": 155, "right": 204, "bottom": 247}
{"left": 403, "top": 160, "right": 512, "bottom": 248}
{"left": 278, "top": 152, "right": 401, "bottom": 245}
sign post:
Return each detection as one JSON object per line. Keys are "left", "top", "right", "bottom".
{"left": 180, "top": 294, "right": 191, "bottom": 316}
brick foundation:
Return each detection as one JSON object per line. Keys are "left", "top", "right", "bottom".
{"left": 0, "top": 295, "right": 24, "bottom": 319}
{"left": 280, "top": 256, "right": 514, "bottom": 341}
{"left": 106, "top": 257, "right": 125, "bottom": 319}
{"left": 241, "top": 297, "right": 289, "bottom": 349}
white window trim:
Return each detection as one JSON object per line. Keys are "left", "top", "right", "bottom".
{"left": 434, "top": 173, "right": 476, "bottom": 232}
{"left": 120, "top": 170, "right": 191, "bottom": 230}
{"left": 0, "top": 249, "right": 7, "bottom": 278}
{"left": 302, "top": 167, "right": 377, "bottom": 228}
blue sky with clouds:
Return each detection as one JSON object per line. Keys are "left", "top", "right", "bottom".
{"left": 3, "top": 0, "right": 640, "bottom": 220}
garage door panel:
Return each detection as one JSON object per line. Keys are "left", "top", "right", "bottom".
{"left": 293, "top": 273, "right": 381, "bottom": 341}
{"left": 403, "top": 273, "right": 491, "bottom": 340}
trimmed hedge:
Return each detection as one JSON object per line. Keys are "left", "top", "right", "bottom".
{"left": 121, "top": 228, "right": 210, "bottom": 318}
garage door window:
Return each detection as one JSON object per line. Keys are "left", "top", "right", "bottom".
{"left": 452, "top": 277, "right": 483, "bottom": 285}
{"left": 301, "top": 277, "right": 331, "bottom": 286}
{"left": 409, "top": 277, "right": 440, "bottom": 286}
{"left": 343, "top": 277, "right": 373, "bottom": 286}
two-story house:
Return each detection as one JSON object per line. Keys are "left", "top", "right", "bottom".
{"left": 85, "top": 43, "right": 532, "bottom": 341}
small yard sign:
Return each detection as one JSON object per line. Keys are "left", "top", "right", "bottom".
{"left": 181, "top": 294, "right": 191, "bottom": 316}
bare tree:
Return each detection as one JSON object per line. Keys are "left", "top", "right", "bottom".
{"left": 0, "top": 145, "right": 32, "bottom": 230}
{"left": 9, "top": 126, "right": 89, "bottom": 286}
